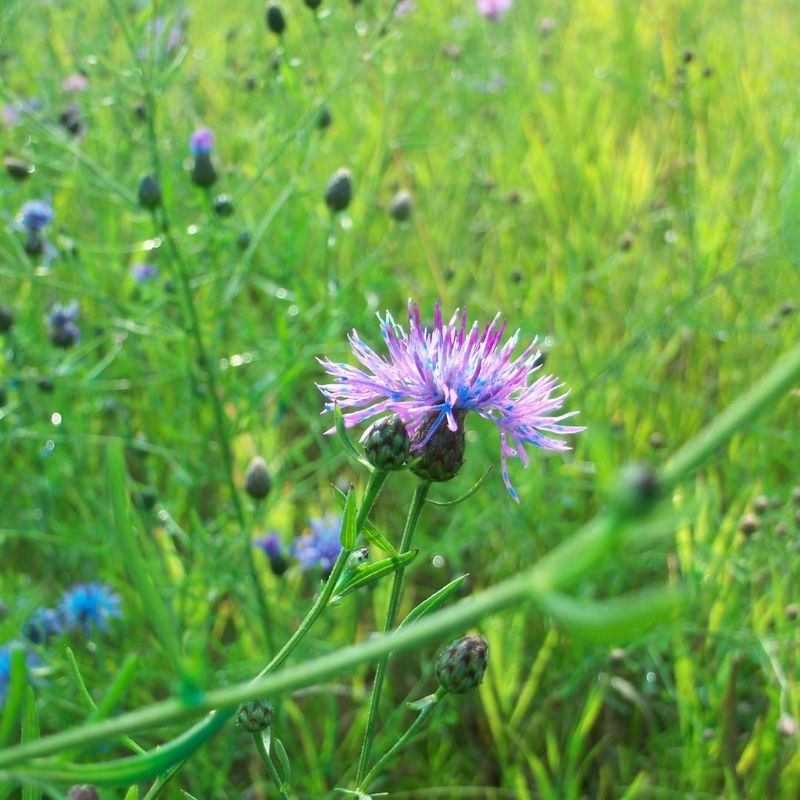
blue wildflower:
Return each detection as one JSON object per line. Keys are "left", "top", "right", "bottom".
{"left": 20, "top": 199, "right": 54, "bottom": 232}
{"left": 131, "top": 262, "right": 158, "bottom": 283}
{"left": 290, "top": 513, "right": 342, "bottom": 574}
{"left": 48, "top": 301, "right": 81, "bottom": 349}
{"left": 59, "top": 583, "right": 121, "bottom": 634}
{"left": 255, "top": 532, "right": 289, "bottom": 577}
{"left": 24, "top": 607, "right": 63, "bottom": 645}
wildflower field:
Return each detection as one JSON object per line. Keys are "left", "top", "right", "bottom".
{"left": 1, "top": 0, "right": 799, "bottom": 798}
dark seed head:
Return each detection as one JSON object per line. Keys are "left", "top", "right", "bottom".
{"left": 245, "top": 456, "right": 272, "bottom": 500}
{"left": 4, "top": 156, "right": 34, "bottom": 181}
{"left": 0, "top": 305, "right": 14, "bottom": 333}
{"left": 410, "top": 410, "right": 466, "bottom": 483}
{"left": 389, "top": 190, "right": 413, "bottom": 222}
{"left": 265, "top": 4, "right": 286, "bottom": 35}
{"left": 739, "top": 513, "right": 759, "bottom": 536}
{"left": 237, "top": 698, "right": 274, "bottom": 733}
{"left": 435, "top": 634, "right": 489, "bottom": 694}
{"left": 325, "top": 167, "right": 353, "bottom": 213}
{"left": 213, "top": 194, "right": 234, "bottom": 217}
{"left": 361, "top": 414, "right": 410, "bottom": 471}
{"left": 138, "top": 174, "right": 162, "bottom": 209}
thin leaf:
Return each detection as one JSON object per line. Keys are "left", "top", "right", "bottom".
{"left": 334, "top": 403, "right": 373, "bottom": 470}
{"left": 331, "top": 551, "right": 418, "bottom": 602}
{"left": 0, "top": 644, "right": 28, "bottom": 746}
{"left": 339, "top": 484, "right": 357, "bottom": 549}
{"left": 331, "top": 485, "right": 398, "bottom": 556}
{"left": 407, "top": 693, "right": 439, "bottom": 711}
{"left": 274, "top": 738, "right": 291, "bottom": 784}
{"left": 426, "top": 466, "right": 493, "bottom": 507}
{"left": 124, "top": 788, "right": 140, "bottom": 800}
{"left": 399, "top": 575, "right": 470, "bottom": 630}
{"left": 537, "top": 588, "right": 682, "bottom": 644}
{"left": 21, "top": 687, "right": 41, "bottom": 800}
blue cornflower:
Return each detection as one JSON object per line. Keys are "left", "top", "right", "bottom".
{"left": 48, "top": 301, "right": 81, "bottom": 349}
{"left": 290, "top": 514, "right": 342, "bottom": 574}
{"left": 59, "top": 583, "right": 121, "bottom": 634}
{"left": 24, "top": 607, "right": 63, "bottom": 645}
{"left": 20, "top": 199, "right": 54, "bottom": 232}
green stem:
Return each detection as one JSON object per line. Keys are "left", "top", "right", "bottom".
{"left": 360, "top": 690, "right": 445, "bottom": 792}
{"left": 355, "top": 480, "right": 430, "bottom": 786}
{"left": 253, "top": 733, "right": 291, "bottom": 800}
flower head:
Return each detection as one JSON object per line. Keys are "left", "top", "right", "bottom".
{"left": 290, "top": 513, "right": 342, "bottom": 574}
{"left": 318, "top": 300, "right": 584, "bottom": 501}
{"left": 48, "top": 301, "right": 81, "bottom": 348}
{"left": 24, "top": 607, "right": 63, "bottom": 645}
{"left": 477, "top": 0, "right": 514, "bottom": 21}
{"left": 20, "top": 199, "right": 54, "bottom": 232}
{"left": 131, "top": 262, "right": 158, "bottom": 283}
{"left": 190, "top": 127, "right": 214, "bottom": 157}
{"left": 255, "top": 532, "right": 283, "bottom": 560}
{"left": 59, "top": 582, "right": 121, "bottom": 634}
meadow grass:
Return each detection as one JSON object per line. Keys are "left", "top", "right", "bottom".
{"left": 1, "top": 0, "right": 799, "bottom": 797}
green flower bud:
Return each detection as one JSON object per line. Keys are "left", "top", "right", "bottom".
{"left": 435, "top": 634, "right": 489, "bottom": 694}
{"left": 325, "top": 167, "right": 353, "bottom": 213}
{"left": 245, "top": 456, "right": 272, "bottom": 500}
{"left": 191, "top": 153, "right": 218, "bottom": 188}
{"left": 410, "top": 411, "right": 466, "bottom": 483}
{"left": 237, "top": 698, "right": 273, "bottom": 732}
{"left": 389, "top": 189, "right": 413, "bottom": 222}
{"left": 265, "top": 3, "right": 286, "bottom": 35}
{"left": 360, "top": 414, "right": 410, "bottom": 471}
{"left": 213, "top": 194, "right": 234, "bottom": 217}
{"left": 138, "top": 174, "right": 162, "bottom": 209}
{"left": 67, "top": 786, "right": 99, "bottom": 800}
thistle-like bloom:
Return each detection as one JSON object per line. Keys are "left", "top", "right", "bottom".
{"left": 59, "top": 583, "right": 121, "bottom": 634}
{"left": 290, "top": 514, "right": 342, "bottom": 574}
{"left": 189, "top": 127, "right": 214, "bottom": 157}
{"left": 20, "top": 199, "right": 54, "bottom": 232}
{"left": 477, "top": 0, "right": 514, "bottom": 20}
{"left": 318, "top": 300, "right": 584, "bottom": 501}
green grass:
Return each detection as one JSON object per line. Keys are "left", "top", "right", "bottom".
{"left": 1, "top": 0, "right": 799, "bottom": 797}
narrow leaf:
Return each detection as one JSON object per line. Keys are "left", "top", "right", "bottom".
{"left": 407, "top": 692, "right": 439, "bottom": 711}
{"left": 340, "top": 485, "right": 357, "bottom": 549}
{"left": 275, "top": 738, "right": 291, "bottom": 784}
{"left": 331, "top": 551, "right": 418, "bottom": 602}
{"left": 124, "top": 787, "right": 139, "bottom": 800}
{"left": 21, "top": 687, "right": 41, "bottom": 800}
{"left": 0, "top": 644, "right": 28, "bottom": 746}
{"left": 399, "top": 575, "right": 470, "bottom": 630}
{"left": 334, "top": 403, "right": 373, "bottom": 470}
{"left": 331, "top": 485, "right": 398, "bottom": 556}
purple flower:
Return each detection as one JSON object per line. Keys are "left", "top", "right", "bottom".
{"left": 48, "top": 301, "right": 81, "bottom": 348}
{"left": 131, "top": 262, "right": 158, "bottom": 282}
{"left": 318, "top": 300, "right": 584, "bottom": 502}
{"left": 395, "top": 0, "right": 416, "bottom": 18}
{"left": 255, "top": 532, "right": 283, "bottom": 560}
{"left": 20, "top": 200, "right": 54, "bottom": 232}
{"left": 477, "top": 0, "right": 514, "bottom": 21}
{"left": 290, "top": 514, "right": 342, "bottom": 574}
{"left": 59, "top": 583, "right": 121, "bottom": 634}
{"left": 190, "top": 128, "right": 214, "bottom": 157}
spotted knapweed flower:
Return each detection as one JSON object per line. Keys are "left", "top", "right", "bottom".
{"left": 189, "top": 128, "right": 214, "bottom": 157}
{"left": 24, "top": 607, "right": 63, "bottom": 645}
{"left": 290, "top": 514, "right": 342, "bottom": 574}
{"left": 318, "top": 300, "right": 584, "bottom": 501}
{"left": 48, "top": 301, "right": 81, "bottom": 349}
{"left": 131, "top": 262, "right": 158, "bottom": 283}
{"left": 20, "top": 200, "right": 54, "bottom": 232}
{"left": 477, "top": 0, "right": 514, "bottom": 21}
{"left": 59, "top": 583, "right": 121, "bottom": 634}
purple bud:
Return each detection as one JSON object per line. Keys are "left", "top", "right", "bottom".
{"left": 190, "top": 127, "right": 214, "bottom": 157}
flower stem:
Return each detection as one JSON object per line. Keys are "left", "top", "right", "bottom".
{"left": 354, "top": 480, "right": 430, "bottom": 787}
{"left": 360, "top": 689, "right": 445, "bottom": 792}
{"left": 253, "top": 733, "right": 291, "bottom": 800}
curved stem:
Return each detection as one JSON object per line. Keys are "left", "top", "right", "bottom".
{"left": 354, "top": 480, "right": 430, "bottom": 786}
{"left": 253, "top": 733, "right": 291, "bottom": 800}
{"left": 360, "top": 690, "right": 445, "bottom": 792}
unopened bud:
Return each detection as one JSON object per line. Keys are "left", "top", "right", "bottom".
{"left": 213, "top": 194, "right": 234, "bottom": 217}
{"left": 361, "top": 415, "right": 410, "bottom": 471}
{"left": 325, "top": 168, "right": 353, "bottom": 213}
{"left": 138, "top": 174, "right": 162, "bottom": 209}
{"left": 191, "top": 153, "right": 218, "bottom": 188}
{"left": 237, "top": 698, "right": 273, "bottom": 732}
{"left": 389, "top": 190, "right": 413, "bottom": 222}
{"left": 265, "top": 4, "right": 286, "bottom": 35}
{"left": 245, "top": 456, "right": 272, "bottom": 500}
{"left": 4, "top": 156, "right": 34, "bottom": 181}
{"left": 435, "top": 634, "right": 489, "bottom": 694}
